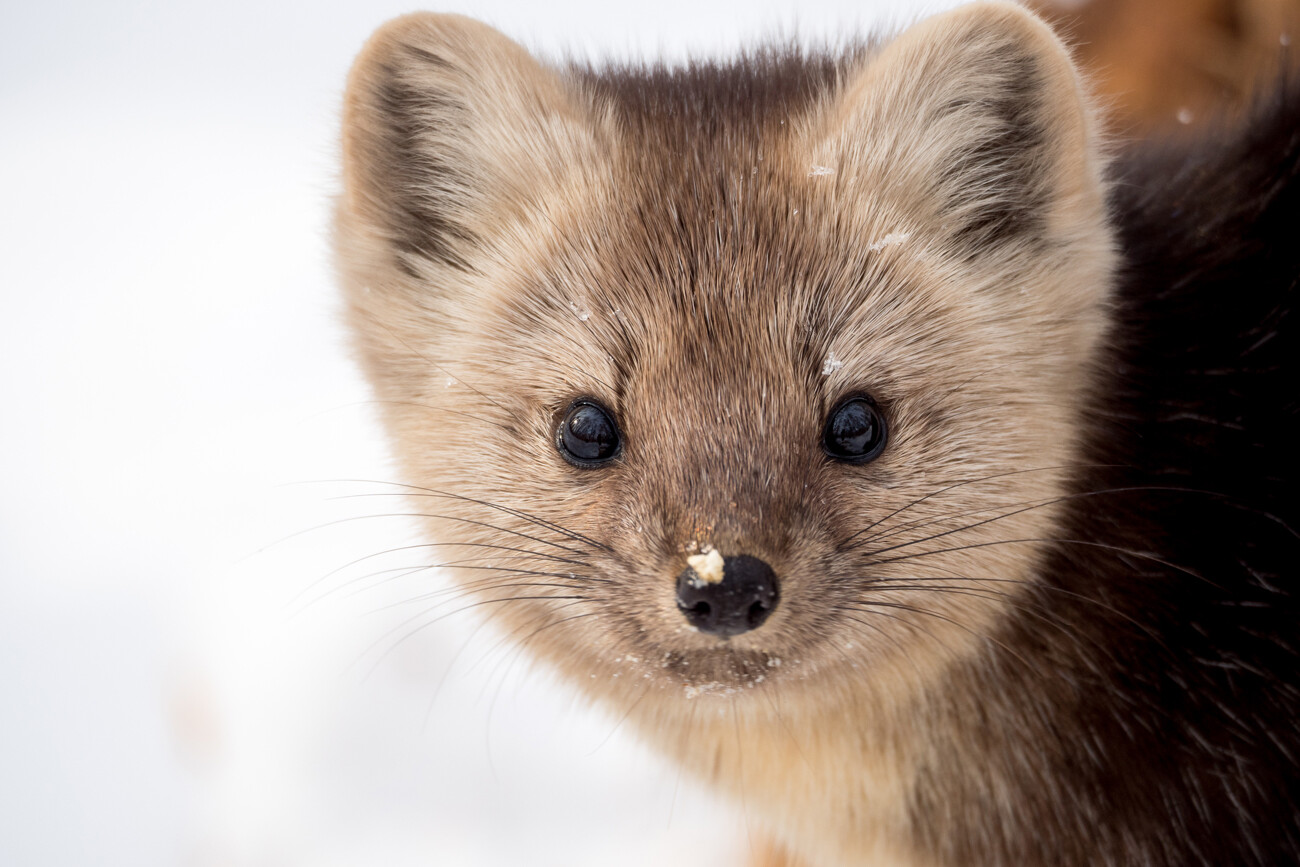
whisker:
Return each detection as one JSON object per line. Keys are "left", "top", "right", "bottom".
{"left": 335, "top": 557, "right": 602, "bottom": 604}
{"left": 850, "top": 494, "right": 1058, "bottom": 552}
{"left": 832, "top": 608, "right": 948, "bottom": 686}
{"left": 328, "top": 563, "right": 434, "bottom": 604}
{"left": 867, "top": 536, "right": 1211, "bottom": 585}
{"left": 841, "top": 599, "right": 1037, "bottom": 673}
{"left": 853, "top": 485, "right": 1222, "bottom": 561}
{"left": 351, "top": 571, "right": 561, "bottom": 619}
{"left": 540, "top": 324, "right": 620, "bottom": 395}
{"left": 421, "top": 599, "right": 532, "bottom": 732}
{"left": 839, "top": 464, "right": 1113, "bottom": 549}
{"left": 335, "top": 398, "right": 516, "bottom": 433}
{"left": 316, "top": 511, "right": 588, "bottom": 566}
{"left": 312, "top": 479, "right": 613, "bottom": 554}
{"left": 375, "top": 320, "right": 510, "bottom": 413}
{"left": 857, "top": 581, "right": 1112, "bottom": 663}
{"left": 479, "top": 609, "right": 604, "bottom": 751}
{"left": 358, "top": 576, "right": 589, "bottom": 652}
{"left": 731, "top": 699, "right": 758, "bottom": 861}
{"left": 289, "top": 540, "right": 587, "bottom": 612}
{"left": 756, "top": 683, "right": 815, "bottom": 774}
{"left": 265, "top": 510, "right": 588, "bottom": 561}
{"left": 475, "top": 598, "right": 591, "bottom": 689}
{"left": 360, "top": 592, "right": 590, "bottom": 681}
{"left": 835, "top": 607, "right": 964, "bottom": 661}
{"left": 584, "top": 683, "right": 653, "bottom": 757}
{"left": 481, "top": 606, "right": 600, "bottom": 716}
{"left": 365, "top": 576, "right": 602, "bottom": 617}
{"left": 850, "top": 482, "right": 1298, "bottom": 557}
{"left": 860, "top": 574, "right": 1162, "bottom": 642}
{"left": 398, "top": 489, "right": 615, "bottom": 554}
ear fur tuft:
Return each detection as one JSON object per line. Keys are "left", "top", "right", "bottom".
{"left": 811, "top": 1, "right": 1105, "bottom": 256}
{"left": 339, "top": 13, "right": 601, "bottom": 278}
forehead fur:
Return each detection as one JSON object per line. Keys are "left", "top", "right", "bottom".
{"left": 338, "top": 3, "right": 1112, "bottom": 376}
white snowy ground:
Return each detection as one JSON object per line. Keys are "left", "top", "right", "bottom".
{"left": 0, "top": 1, "right": 962, "bottom": 865}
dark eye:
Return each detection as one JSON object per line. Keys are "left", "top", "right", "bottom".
{"left": 823, "top": 395, "right": 888, "bottom": 463}
{"left": 556, "top": 400, "right": 621, "bottom": 467}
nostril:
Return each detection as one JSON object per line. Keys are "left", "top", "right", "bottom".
{"left": 675, "top": 554, "right": 780, "bottom": 638}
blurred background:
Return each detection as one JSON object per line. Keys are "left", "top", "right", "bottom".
{"left": 1, "top": 1, "right": 1294, "bottom": 865}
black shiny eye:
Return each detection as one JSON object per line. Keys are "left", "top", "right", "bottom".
{"left": 556, "top": 400, "right": 621, "bottom": 467}
{"left": 823, "top": 395, "right": 887, "bottom": 463}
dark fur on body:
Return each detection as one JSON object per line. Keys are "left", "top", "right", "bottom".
{"left": 336, "top": 6, "right": 1300, "bottom": 864}
{"left": 946, "top": 87, "right": 1300, "bottom": 865}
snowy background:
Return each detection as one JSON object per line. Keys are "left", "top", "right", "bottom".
{"left": 0, "top": 1, "right": 965, "bottom": 865}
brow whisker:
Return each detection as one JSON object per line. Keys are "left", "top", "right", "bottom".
{"left": 376, "top": 320, "right": 511, "bottom": 413}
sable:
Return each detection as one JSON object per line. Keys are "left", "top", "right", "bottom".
{"left": 335, "top": 3, "right": 1299, "bottom": 864}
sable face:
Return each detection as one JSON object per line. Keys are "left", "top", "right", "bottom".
{"left": 336, "top": 3, "right": 1116, "bottom": 715}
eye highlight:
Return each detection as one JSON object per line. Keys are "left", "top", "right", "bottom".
{"left": 823, "top": 395, "right": 888, "bottom": 463}
{"left": 556, "top": 400, "right": 621, "bottom": 467}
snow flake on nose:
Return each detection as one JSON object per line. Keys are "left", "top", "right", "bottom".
{"left": 685, "top": 546, "right": 725, "bottom": 587}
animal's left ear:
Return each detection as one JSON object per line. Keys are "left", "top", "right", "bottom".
{"left": 809, "top": 1, "right": 1106, "bottom": 255}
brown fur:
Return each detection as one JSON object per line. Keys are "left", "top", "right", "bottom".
{"left": 1030, "top": 0, "right": 1300, "bottom": 132}
{"left": 335, "top": 4, "right": 1116, "bottom": 864}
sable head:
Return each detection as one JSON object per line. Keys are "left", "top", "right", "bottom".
{"left": 336, "top": 3, "right": 1115, "bottom": 716}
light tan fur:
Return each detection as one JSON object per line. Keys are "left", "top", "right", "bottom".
{"left": 336, "top": 4, "right": 1116, "bottom": 864}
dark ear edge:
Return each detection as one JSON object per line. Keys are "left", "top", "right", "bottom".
{"left": 816, "top": 2, "right": 1105, "bottom": 254}
{"left": 342, "top": 15, "right": 482, "bottom": 274}
{"left": 339, "top": 14, "right": 597, "bottom": 278}
{"left": 939, "top": 29, "right": 1055, "bottom": 248}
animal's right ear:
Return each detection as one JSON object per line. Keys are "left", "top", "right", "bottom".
{"left": 338, "top": 14, "right": 601, "bottom": 279}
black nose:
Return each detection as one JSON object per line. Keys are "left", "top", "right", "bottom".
{"left": 676, "top": 554, "right": 780, "bottom": 638}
